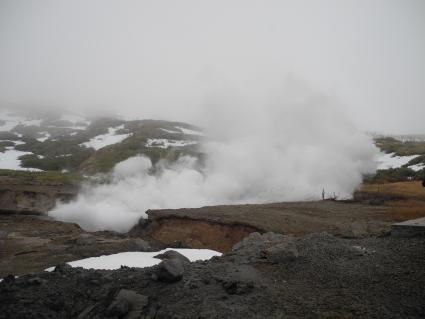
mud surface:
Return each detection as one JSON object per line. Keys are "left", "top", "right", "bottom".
{"left": 0, "top": 215, "right": 159, "bottom": 277}
{"left": 1, "top": 232, "right": 424, "bottom": 319}
{"left": 0, "top": 175, "right": 77, "bottom": 215}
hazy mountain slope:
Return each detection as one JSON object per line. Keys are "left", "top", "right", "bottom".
{"left": 370, "top": 136, "right": 425, "bottom": 183}
{"left": 0, "top": 110, "right": 203, "bottom": 174}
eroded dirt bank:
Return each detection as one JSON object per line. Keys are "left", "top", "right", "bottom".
{"left": 130, "top": 201, "right": 395, "bottom": 251}
{"left": 0, "top": 175, "right": 78, "bottom": 215}
{"left": 130, "top": 216, "right": 263, "bottom": 252}
{"left": 1, "top": 232, "right": 424, "bottom": 319}
{"left": 0, "top": 215, "right": 160, "bottom": 277}
{"left": 2, "top": 181, "right": 425, "bottom": 276}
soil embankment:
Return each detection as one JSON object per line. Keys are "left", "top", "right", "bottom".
{"left": 0, "top": 174, "right": 78, "bottom": 215}
{"left": 130, "top": 181, "right": 425, "bottom": 252}
{"left": 2, "top": 181, "right": 425, "bottom": 276}
{"left": 131, "top": 201, "right": 392, "bottom": 252}
{"left": 0, "top": 215, "right": 158, "bottom": 277}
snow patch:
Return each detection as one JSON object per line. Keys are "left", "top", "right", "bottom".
{"left": 81, "top": 125, "right": 132, "bottom": 150}
{"left": 375, "top": 153, "right": 420, "bottom": 170}
{"left": 45, "top": 248, "right": 221, "bottom": 271}
{"left": 160, "top": 128, "right": 179, "bottom": 134}
{"left": 175, "top": 126, "right": 204, "bottom": 136}
{"left": 36, "top": 132, "right": 50, "bottom": 142}
{"left": 146, "top": 138, "right": 197, "bottom": 148}
{"left": 408, "top": 163, "right": 425, "bottom": 172}
{"left": 60, "top": 114, "right": 88, "bottom": 124}
{"left": 60, "top": 114, "right": 91, "bottom": 129}
{"left": 0, "top": 111, "right": 41, "bottom": 131}
{"left": 0, "top": 147, "right": 41, "bottom": 171}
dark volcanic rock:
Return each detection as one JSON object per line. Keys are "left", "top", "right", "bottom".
{"left": 1, "top": 233, "right": 425, "bottom": 318}
{"left": 54, "top": 263, "right": 73, "bottom": 274}
{"left": 155, "top": 259, "right": 185, "bottom": 282}
{"left": 154, "top": 250, "right": 190, "bottom": 263}
{"left": 219, "top": 265, "right": 259, "bottom": 295}
{"left": 263, "top": 237, "right": 299, "bottom": 263}
{"left": 126, "top": 238, "right": 151, "bottom": 251}
{"left": 107, "top": 289, "right": 148, "bottom": 319}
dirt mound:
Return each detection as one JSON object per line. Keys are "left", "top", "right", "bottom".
{"left": 0, "top": 215, "right": 160, "bottom": 277}
{"left": 0, "top": 174, "right": 78, "bottom": 215}
{"left": 130, "top": 216, "right": 262, "bottom": 252}
{"left": 130, "top": 201, "right": 396, "bottom": 252}
{"left": 1, "top": 233, "right": 424, "bottom": 318}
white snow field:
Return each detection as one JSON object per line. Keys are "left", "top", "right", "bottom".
{"left": 45, "top": 248, "right": 221, "bottom": 271}
{"left": 175, "top": 126, "right": 204, "bottom": 136}
{"left": 36, "top": 132, "right": 51, "bottom": 142}
{"left": 59, "top": 114, "right": 91, "bottom": 130}
{"left": 146, "top": 138, "right": 197, "bottom": 148}
{"left": 81, "top": 125, "right": 132, "bottom": 150}
{"left": 160, "top": 128, "right": 179, "bottom": 134}
{"left": 160, "top": 127, "right": 204, "bottom": 136}
{"left": 408, "top": 163, "right": 425, "bottom": 172}
{"left": 376, "top": 152, "right": 420, "bottom": 170}
{"left": 0, "top": 147, "right": 41, "bottom": 171}
{"left": 0, "top": 111, "right": 42, "bottom": 131}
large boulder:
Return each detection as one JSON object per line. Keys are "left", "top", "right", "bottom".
{"left": 107, "top": 289, "right": 148, "bottom": 319}
{"left": 232, "top": 232, "right": 299, "bottom": 263}
{"left": 155, "top": 259, "right": 185, "bottom": 283}
{"left": 154, "top": 250, "right": 190, "bottom": 264}
{"left": 126, "top": 238, "right": 151, "bottom": 251}
{"left": 53, "top": 263, "right": 73, "bottom": 274}
{"left": 263, "top": 238, "right": 299, "bottom": 263}
{"left": 220, "top": 264, "right": 259, "bottom": 295}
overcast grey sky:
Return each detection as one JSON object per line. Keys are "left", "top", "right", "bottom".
{"left": 0, "top": 0, "right": 424, "bottom": 134}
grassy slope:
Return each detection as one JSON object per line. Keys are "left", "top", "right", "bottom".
{"left": 79, "top": 119, "right": 204, "bottom": 174}
{"left": 366, "top": 137, "right": 425, "bottom": 184}
{"left": 375, "top": 137, "right": 425, "bottom": 156}
{"left": 6, "top": 117, "right": 203, "bottom": 174}
{"left": 361, "top": 181, "right": 425, "bottom": 221}
{"left": 0, "top": 169, "right": 83, "bottom": 186}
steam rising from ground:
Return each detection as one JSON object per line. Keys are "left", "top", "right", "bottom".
{"left": 50, "top": 83, "right": 378, "bottom": 232}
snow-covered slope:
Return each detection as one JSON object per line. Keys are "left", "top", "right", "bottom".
{"left": 0, "top": 109, "right": 203, "bottom": 173}
{"left": 45, "top": 248, "right": 221, "bottom": 271}
{"left": 80, "top": 125, "right": 132, "bottom": 150}
{"left": 376, "top": 152, "right": 420, "bottom": 170}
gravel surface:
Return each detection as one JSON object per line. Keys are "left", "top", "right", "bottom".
{"left": 1, "top": 232, "right": 424, "bottom": 319}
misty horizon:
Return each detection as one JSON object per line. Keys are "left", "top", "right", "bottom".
{"left": 1, "top": 0, "right": 424, "bottom": 134}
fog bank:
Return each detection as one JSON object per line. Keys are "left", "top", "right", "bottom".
{"left": 50, "top": 83, "right": 378, "bottom": 232}
{"left": 2, "top": 0, "right": 425, "bottom": 133}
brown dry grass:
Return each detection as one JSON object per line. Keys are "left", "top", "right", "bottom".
{"left": 384, "top": 200, "right": 425, "bottom": 221}
{"left": 361, "top": 181, "right": 425, "bottom": 221}
{"left": 361, "top": 181, "right": 425, "bottom": 200}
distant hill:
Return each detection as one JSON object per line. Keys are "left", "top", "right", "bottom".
{"left": 368, "top": 136, "right": 425, "bottom": 183}
{"left": 0, "top": 109, "right": 204, "bottom": 174}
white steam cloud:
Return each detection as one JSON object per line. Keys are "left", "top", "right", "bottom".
{"left": 49, "top": 81, "right": 378, "bottom": 232}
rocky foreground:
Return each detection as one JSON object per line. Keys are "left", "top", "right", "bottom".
{"left": 1, "top": 232, "right": 424, "bottom": 319}
{"left": 0, "top": 199, "right": 410, "bottom": 277}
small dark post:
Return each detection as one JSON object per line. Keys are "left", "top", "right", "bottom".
{"left": 322, "top": 188, "right": 325, "bottom": 200}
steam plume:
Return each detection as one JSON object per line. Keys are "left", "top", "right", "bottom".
{"left": 49, "top": 81, "right": 378, "bottom": 232}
